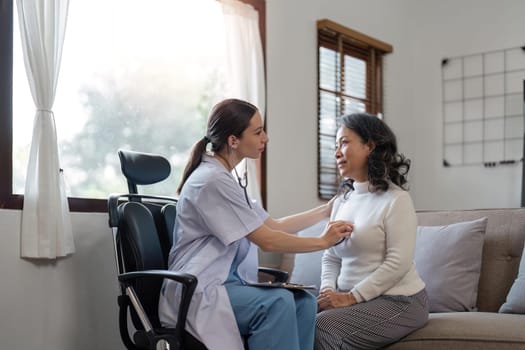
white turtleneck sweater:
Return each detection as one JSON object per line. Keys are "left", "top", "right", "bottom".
{"left": 320, "top": 181, "right": 425, "bottom": 302}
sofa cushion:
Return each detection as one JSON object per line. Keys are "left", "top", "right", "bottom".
{"left": 385, "top": 312, "right": 525, "bottom": 350}
{"left": 499, "top": 242, "right": 525, "bottom": 314}
{"left": 415, "top": 217, "right": 487, "bottom": 312}
{"left": 288, "top": 219, "right": 328, "bottom": 293}
{"left": 415, "top": 208, "right": 525, "bottom": 312}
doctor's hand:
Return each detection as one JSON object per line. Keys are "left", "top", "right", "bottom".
{"left": 317, "top": 290, "right": 357, "bottom": 311}
{"left": 320, "top": 220, "right": 353, "bottom": 247}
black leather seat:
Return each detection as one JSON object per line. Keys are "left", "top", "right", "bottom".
{"left": 109, "top": 149, "right": 206, "bottom": 349}
{"left": 109, "top": 149, "right": 289, "bottom": 350}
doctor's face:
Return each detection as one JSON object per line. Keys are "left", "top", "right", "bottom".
{"left": 237, "top": 111, "right": 268, "bottom": 159}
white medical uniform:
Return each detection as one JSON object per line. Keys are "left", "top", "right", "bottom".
{"left": 159, "top": 154, "right": 268, "bottom": 350}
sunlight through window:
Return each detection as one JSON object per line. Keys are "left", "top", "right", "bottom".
{"left": 13, "top": 0, "right": 228, "bottom": 198}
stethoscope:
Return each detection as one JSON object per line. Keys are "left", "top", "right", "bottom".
{"left": 215, "top": 152, "right": 252, "bottom": 209}
{"left": 234, "top": 165, "right": 252, "bottom": 209}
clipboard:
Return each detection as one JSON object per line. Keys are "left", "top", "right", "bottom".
{"left": 246, "top": 282, "right": 317, "bottom": 290}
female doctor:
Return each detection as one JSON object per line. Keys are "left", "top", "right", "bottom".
{"left": 159, "top": 98, "right": 353, "bottom": 350}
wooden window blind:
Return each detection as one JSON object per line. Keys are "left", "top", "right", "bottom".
{"left": 317, "top": 19, "right": 392, "bottom": 199}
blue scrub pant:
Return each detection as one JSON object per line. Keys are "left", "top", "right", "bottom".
{"left": 225, "top": 283, "right": 317, "bottom": 350}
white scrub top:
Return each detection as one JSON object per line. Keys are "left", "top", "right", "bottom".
{"left": 159, "top": 154, "right": 269, "bottom": 350}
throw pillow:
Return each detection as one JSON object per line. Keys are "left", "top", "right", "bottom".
{"left": 414, "top": 217, "right": 487, "bottom": 312}
{"left": 499, "top": 242, "right": 525, "bottom": 313}
{"left": 289, "top": 219, "right": 328, "bottom": 293}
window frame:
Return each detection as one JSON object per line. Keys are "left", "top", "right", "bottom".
{"left": 0, "top": 0, "right": 266, "bottom": 212}
{"left": 317, "top": 19, "right": 392, "bottom": 199}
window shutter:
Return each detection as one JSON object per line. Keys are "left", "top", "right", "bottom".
{"left": 317, "top": 20, "right": 392, "bottom": 199}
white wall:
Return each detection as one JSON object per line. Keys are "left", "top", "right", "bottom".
{"left": 0, "top": 209, "right": 121, "bottom": 349}
{"left": 408, "top": 0, "right": 525, "bottom": 210}
{"left": 2, "top": 0, "right": 525, "bottom": 348}
{"left": 266, "top": 0, "right": 525, "bottom": 215}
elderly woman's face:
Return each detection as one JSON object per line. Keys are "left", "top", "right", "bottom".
{"left": 335, "top": 126, "right": 372, "bottom": 182}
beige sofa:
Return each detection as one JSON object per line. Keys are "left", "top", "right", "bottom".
{"left": 283, "top": 208, "right": 525, "bottom": 349}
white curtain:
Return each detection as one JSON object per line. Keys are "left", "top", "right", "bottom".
{"left": 17, "top": 0, "right": 74, "bottom": 258}
{"left": 220, "top": 0, "right": 266, "bottom": 205}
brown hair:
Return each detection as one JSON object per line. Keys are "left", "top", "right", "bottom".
{"left": 177, "top": 98, "right": 257, "bottom": 193}
{"left": 338, "top": 112, "right": 410, "bottom": 196}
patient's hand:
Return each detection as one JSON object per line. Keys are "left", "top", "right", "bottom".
{"left": 317, "top": 290, "right": 357, "bottom": 311}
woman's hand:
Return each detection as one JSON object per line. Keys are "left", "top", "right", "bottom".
{"left": 317, "top": 290, "right": 357, "bottom": 311}
{"left": 321, "top": 220, "right": 353, "bottom": 247}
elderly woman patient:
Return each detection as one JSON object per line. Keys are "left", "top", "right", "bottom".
{"left": 316, "top": 113, "right": 429, "bottom": 350}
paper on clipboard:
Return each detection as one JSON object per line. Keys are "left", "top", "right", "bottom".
{"left": 246, "top": 282, "right": 317, "bottom": 290}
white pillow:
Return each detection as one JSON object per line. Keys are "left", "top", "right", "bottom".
{"left": 289, "top": 219, "right": 328, "bottom": 293}
{"left": 415, "top": 217, "right": 487, "bottom": 312}
{"left": 499, "top": 242, "right": 525, "bottom": 314}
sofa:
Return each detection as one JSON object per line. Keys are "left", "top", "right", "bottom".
{"left": 282, "top": 208, "right": 525, "bottom": 349}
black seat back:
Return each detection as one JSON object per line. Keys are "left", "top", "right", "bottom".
{"left": 118, "top": 149, "right": 175, "bottom": 265}
{"left": 161, "top": 203, "right": 177, "bottom": 248}
{"left": 118, "top": 201, "right": 167, "bottom": 328}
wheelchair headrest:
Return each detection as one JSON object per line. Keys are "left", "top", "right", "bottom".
{"left": 118, "top": 149, "right": 171, "bottom": 186}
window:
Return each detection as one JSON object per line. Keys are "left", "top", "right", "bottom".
{"left": 317, "top": 19, "right": 392, "bottom": 199}
{"left": 0, "top": 0, "right": 266, "bottom": 212}
{"left": 0, "top": 0, "right": 14, "bottom": 209}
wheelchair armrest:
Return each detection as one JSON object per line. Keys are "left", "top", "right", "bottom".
{"left": 118, "top": 269, "right": 197, "bottom": 341}
{"left": 258, "top": 266, "right": 289, "bottom": 283}
{"left": 118, "top": 270, "right": 196, "bottom": 287}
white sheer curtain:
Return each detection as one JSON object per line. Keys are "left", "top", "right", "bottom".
{"left": 220, "top": 0, "right": 266, "bottom": 282}
{"left": 220, "top": 0, "right": 266, "bottom": 205}
{"left": 17, "top": 0, "right": 74, "bottom": 258}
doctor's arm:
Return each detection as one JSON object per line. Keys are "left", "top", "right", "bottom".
{"left": 264, "top": 196, "right": 337, "bottom": 233}
{"left": 246, "top": 220, "right": 352, "bottom": 253}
